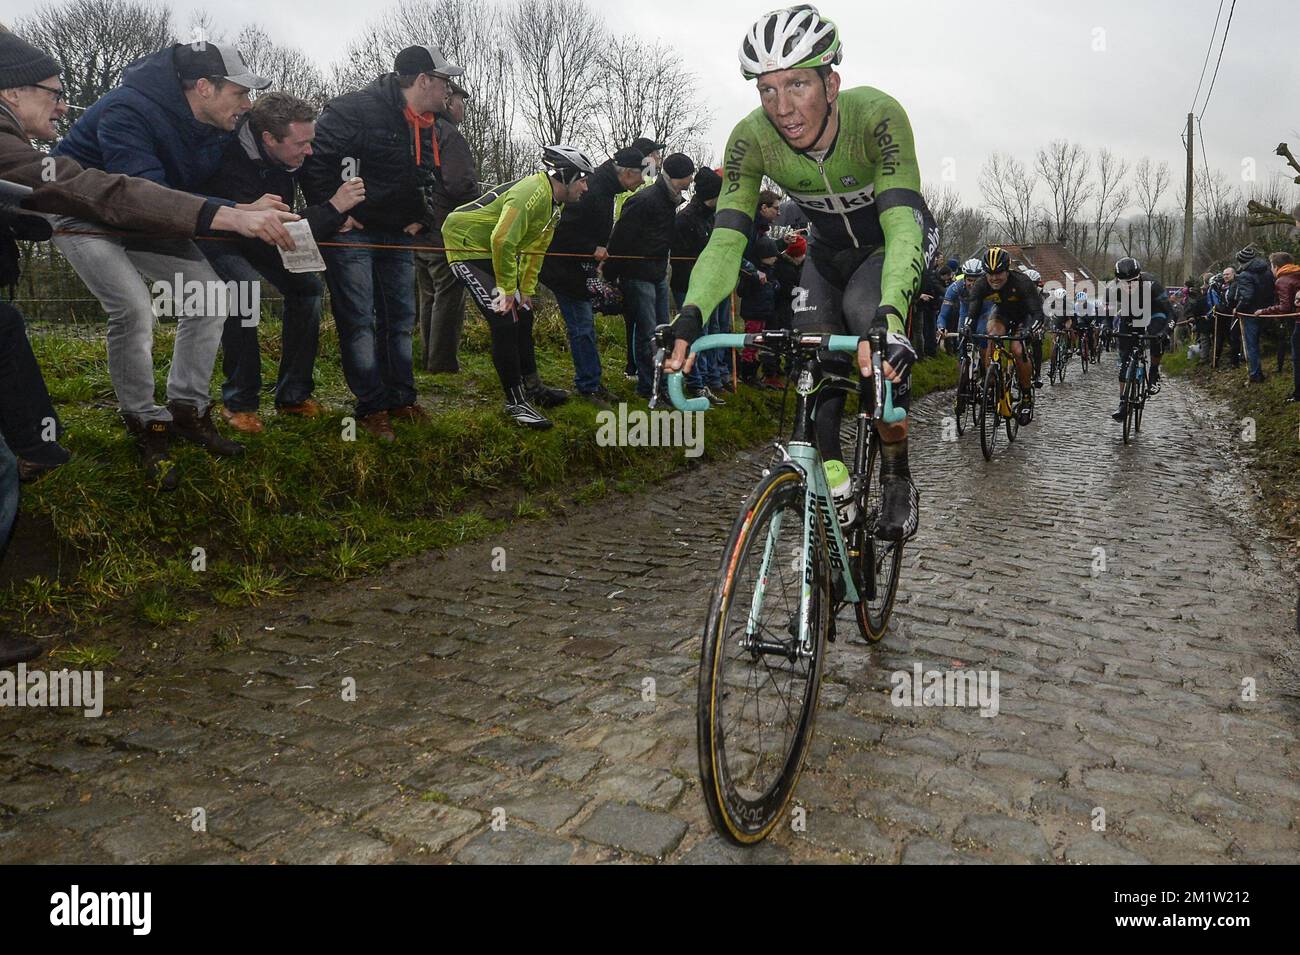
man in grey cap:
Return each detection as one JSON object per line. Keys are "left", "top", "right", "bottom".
{"left": 50, "top": 40, "right": 292, "bottom": 480}
{"left": 301, "top": 45, "right": 463, "bottom": 441}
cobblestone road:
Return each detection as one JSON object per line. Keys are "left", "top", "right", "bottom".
{"left": 2, "top": 357, "right": 1298, "bottom": 863}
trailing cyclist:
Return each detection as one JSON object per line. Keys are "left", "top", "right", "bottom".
{"left": 444, "top": 144, "right": 594, "bottom": 429}
{"left": 664, "top": 3, "right": 938, "bottom": 541}
{"left": 1109, "top": 256, "right": 1172, "bottom": 422}
{"left": 963, "top": 247, "right": 1041, "bottom": 421}
{"left": 936, "top": 257, "right": 994, "bottom": 354}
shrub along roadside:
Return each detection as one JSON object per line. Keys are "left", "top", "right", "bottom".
{"left": 5, "top": 308, "right": 957, "bottom": 636}
{"left": 1165, "top": 342, "right": 1300, "bottom": 548}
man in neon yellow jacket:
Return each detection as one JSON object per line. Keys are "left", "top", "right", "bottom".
{"left": 445, "top": 145, "right": 595, "bottom": 429}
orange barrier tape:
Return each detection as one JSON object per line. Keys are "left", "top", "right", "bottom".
{"left": 47, "top": 226, "right": 709, "bottom": 261}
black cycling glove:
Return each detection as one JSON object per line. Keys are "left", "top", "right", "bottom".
{"left": 673, "top": 303, "right": 704, "bottom": 344}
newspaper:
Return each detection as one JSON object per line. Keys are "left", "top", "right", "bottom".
{"left": 278, "top": 219, "right": 326, "bottom": 273}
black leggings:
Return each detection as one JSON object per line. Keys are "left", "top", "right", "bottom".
{"left": 451, "top": 259, "right": 539, "bottom": 395}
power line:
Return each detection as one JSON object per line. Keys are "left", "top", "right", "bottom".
{"left": 1190, "top": 0, "right": 1225, "bottom": 115}
{"left": 1197, "top": 0, "right": 1237, "bottom": 122}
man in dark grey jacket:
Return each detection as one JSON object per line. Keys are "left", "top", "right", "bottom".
{"left": 606, "top": 152, "right": 695, "bottom": 400}
{"left": 417, "top": 80, "right": 479, "bottom": 373}
{"left": 1233, "top": 245, "right": 1275, "bottom": 383}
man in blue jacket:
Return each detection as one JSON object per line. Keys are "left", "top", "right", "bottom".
{"left": 1232, "top": 245, "right": 1276, "bottom": 383}
{"left": 52, "top": 40, "right": 284, "bottom": 473}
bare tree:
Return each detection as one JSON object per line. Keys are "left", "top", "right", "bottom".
{"left": 1132, "top": 157, "right": 1170, "bottom": 265}
{"left": 947, "top": 206, "right": 989, "bottom": 260}
{"left": 1034, "top": 139, "right": 1092, "bottom": 246}
{"left": 15, "top": 0, "right": 173, "bottom": 112}
{"left": 922, "top": 184, "right": 962, "bottom": 259}
{"left": 236, "top": 24, "right": 328, "bottom": 107}
{"left": 509, "top": 0, "right": 606, "bottom": 148}
{"left": 978, "top": 152, "right": 1037, "bottom": 243}
{"left": 1194, "top": 166, "right": 1245, "bottom": 269}
{"left": 590, "top": 34, "right": 710, "bottom": 157}
{"left": 1087, "top": 147, "right": 1130, "bottom": 266}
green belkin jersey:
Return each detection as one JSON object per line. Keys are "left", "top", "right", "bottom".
{"left": 683, "top": 86, "right": 933, "bottom": 334}
{"left": 443, "top": 172, "right": 562, "bottom": 296}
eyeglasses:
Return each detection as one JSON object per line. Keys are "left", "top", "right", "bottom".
{"left": 27, "top": 83, "right": 67, "bottom": 103}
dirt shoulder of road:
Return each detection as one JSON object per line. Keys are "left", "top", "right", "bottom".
{"left": 1166, "top": 345, "right": 1299, "bottom": 553}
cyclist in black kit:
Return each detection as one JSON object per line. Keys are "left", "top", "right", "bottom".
{"left": 963, "top": 247, "right": 1042, "bottom": 421}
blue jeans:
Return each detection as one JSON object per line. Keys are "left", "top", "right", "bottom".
{"left": 625, "top": 277, "right": 670, "bottom": 397}
{"left": 1242, "top": 316, "right": 1263, "bottom": 378}
{"left": 0, "top": 434, "right": 17, "bottom": 565}
{"left": 203, "top": 241, "right": 324, "bottom": 410}
{"left": 671, "top": 290, "right": 728, "bottom": 390}
{"left": 554, "top": 292, "right": 603, "bottom": 393}
{"left": 322, "top": 232, "right": 417, "bottom": 417}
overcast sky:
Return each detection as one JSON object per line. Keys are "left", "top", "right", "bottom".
{"left": 10, "top": 0, "right": 1298, "bottom": 214}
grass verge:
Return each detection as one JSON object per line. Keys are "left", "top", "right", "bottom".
{"left": 5, "top": 304, "right": 957, "bottom": 636}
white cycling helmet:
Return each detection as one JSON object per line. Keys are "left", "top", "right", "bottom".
{"left": 1053, "top": 287, "right": 1067, "bottom": 300}
{"left": 962, "top": 257, "right": 984, "bottom": 277}
{"left": 739, "top": 5, "right": 843, "bottom": 80}
{"left": 543, "top": 144, "right": 596, "bottom": 184}
{"left": 1024, "top": 268, "right": 1041, "bottom": 283}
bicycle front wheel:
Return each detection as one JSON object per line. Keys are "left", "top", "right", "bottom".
{"left": 697, "top": 466, "right": 829, "bottom": 845}
{"left": 980, "top": 364, "right": 1001, "bottom": 461}
{"left": 1122, "top": 375, "right": 1138, "bottom": 444}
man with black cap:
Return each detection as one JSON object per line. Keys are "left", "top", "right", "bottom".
{"left": 670, "top": 166, "right": 727, "bottom": 403}
{"left": 606, "top": 151, "right": 695, "bottom": 400}
{"left": 613, "top": 137, "right": 665, "bottom": 379}
{"left": 45, "top": 38, "right": 300, "bottom": 487}
{"left": 302, "top": 44, "right": 461, "bottom": 441}
{"left": 416, "top": 77, "right": 479, "bottom": 374}
{"left": 540, "top": 145, "right": 645, "bottom": 407}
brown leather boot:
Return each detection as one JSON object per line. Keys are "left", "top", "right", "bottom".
{"left": 220, "top": 406, "right": 264, "bottom": 433}
{"left": 167, "top": 401, "right": 244, "bottom": 456}
{"left": 359, "top": 411, "right": 396, "bottom": 442}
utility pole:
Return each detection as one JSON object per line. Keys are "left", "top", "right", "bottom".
{"left": 1183, "top": 112, "right": 1195, "bottom": 283}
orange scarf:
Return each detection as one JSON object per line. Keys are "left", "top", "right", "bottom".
{"left": 403, "top": 106, "right": 439, "bottom": 167}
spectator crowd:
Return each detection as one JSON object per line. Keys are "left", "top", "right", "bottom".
{"left": 0, "top": 25, "right": 818, "bottom": 664}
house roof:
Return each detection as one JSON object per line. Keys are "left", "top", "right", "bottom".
{"left": 999, "top": 242, "right": 1094, "bottom": 289}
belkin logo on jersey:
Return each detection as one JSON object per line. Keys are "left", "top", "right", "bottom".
{"left": 788, "top": 183, "right": 876, "bottom": 214}
{"left": 840, "top": 175, "right": 859, "bottom": 187}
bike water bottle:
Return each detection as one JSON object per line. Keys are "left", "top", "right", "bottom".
{"left": 824, "top": 460, "right": 857, "bottom": 529}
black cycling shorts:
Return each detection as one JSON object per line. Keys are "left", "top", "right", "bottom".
{"left": 793, "top": 246, "right": 912, "bottom": 411}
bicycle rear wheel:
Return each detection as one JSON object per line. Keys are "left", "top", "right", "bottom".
{"left": 698, "top": 466, "right": 829, "bottom": 845}
{"left": 1006, "top": 375, "right": 1021, "bottom": 443}
{"left": 1048, "top": 340, "right": 1061, "bottom": 385}
{"left": 853, "top": 432, "right": 904, "bottom": 642}
{"left": 980, "top": 364, "right": 1000, "bottom": 461}
{"left": 954, "top": 356, "right": 971, "bottom": 436}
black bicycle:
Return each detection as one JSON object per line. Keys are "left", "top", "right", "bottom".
{"left": 1117, "top": 332, "right": 1165, "bottom": 444}
{"left": 945, "top": 329, "right": 981, "bottom": 437}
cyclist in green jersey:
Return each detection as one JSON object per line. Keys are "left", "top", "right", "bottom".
{"left": 665, "top": 4, "right": 937, "bottom": 540}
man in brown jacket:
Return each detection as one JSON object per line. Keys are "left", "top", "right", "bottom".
{"left": 1254, "top": 251, "right": 1300, "bottom": 401}
{"left": 0, "top": 26, "right": 296, "bottom": 489}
